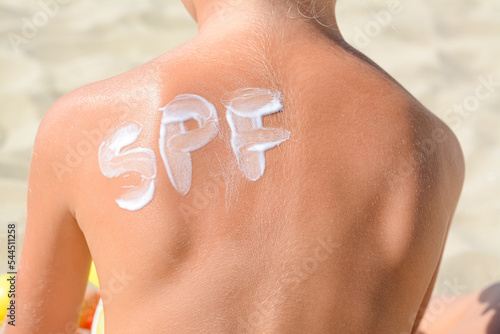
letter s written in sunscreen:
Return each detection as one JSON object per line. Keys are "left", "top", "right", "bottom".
{"left": 159, "top": 94, "right": 219, "bottom": 196}
{"left": 99, "top": 122, "right": 157, "bottom": 211}
{"left": 224, "top": 88, "right": 291, "bottom": 181}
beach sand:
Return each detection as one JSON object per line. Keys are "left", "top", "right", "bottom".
{"left": 0, "top": 0, "right": 499, "bottom": 299}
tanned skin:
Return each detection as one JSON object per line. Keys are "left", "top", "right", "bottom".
{"left": 6, "top": 0, "right": 466, "bottom": 333}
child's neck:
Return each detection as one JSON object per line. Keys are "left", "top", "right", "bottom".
{"left": 192, "top": 0, "right": 342, "bottom": 42}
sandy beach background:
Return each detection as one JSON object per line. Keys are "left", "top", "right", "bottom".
{"left": 0, "top": 0, "right": 499, "bottom": 299}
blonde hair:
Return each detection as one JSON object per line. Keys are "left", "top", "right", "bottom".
{"left": 291, "top": 0, "right": 337, "bottom": 28}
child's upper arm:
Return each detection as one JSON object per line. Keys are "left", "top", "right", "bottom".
{"left": 6, "top": 96, "right": 92, "bottom": 333}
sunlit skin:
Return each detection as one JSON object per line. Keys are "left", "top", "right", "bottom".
{"left": 5, "top": 0, "right": 470, "bottom": 333}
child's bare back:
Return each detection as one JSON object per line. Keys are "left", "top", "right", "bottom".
{"left": 9, "top": 1, "right": 464, "bottom": 333}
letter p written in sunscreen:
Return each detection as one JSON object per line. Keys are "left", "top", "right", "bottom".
{"left": 159, "top": 94, "right": 220, "bottom": 195}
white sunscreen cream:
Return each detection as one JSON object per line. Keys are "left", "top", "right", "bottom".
{"left": 159, "top": 94, "right": 219, "bottom": 195}
{"left": 99, "top": 122, "right": 157, "bottom": 211}
{"left": 224, "top": 88, "right": 291, "bottom": 181}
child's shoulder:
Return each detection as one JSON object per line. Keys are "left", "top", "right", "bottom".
{"left": 33, "top": 60, "right": 165, "bottom": 186}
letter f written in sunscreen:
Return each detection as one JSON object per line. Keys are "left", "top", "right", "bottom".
{"left": 224, "top": 88, "right": 291, "bottom": 181}
{"left": 99, "top": 122, "right": 157, "bottom": 211}
{"left": 159, "top": 94, "right": 219, "bottom": 195}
